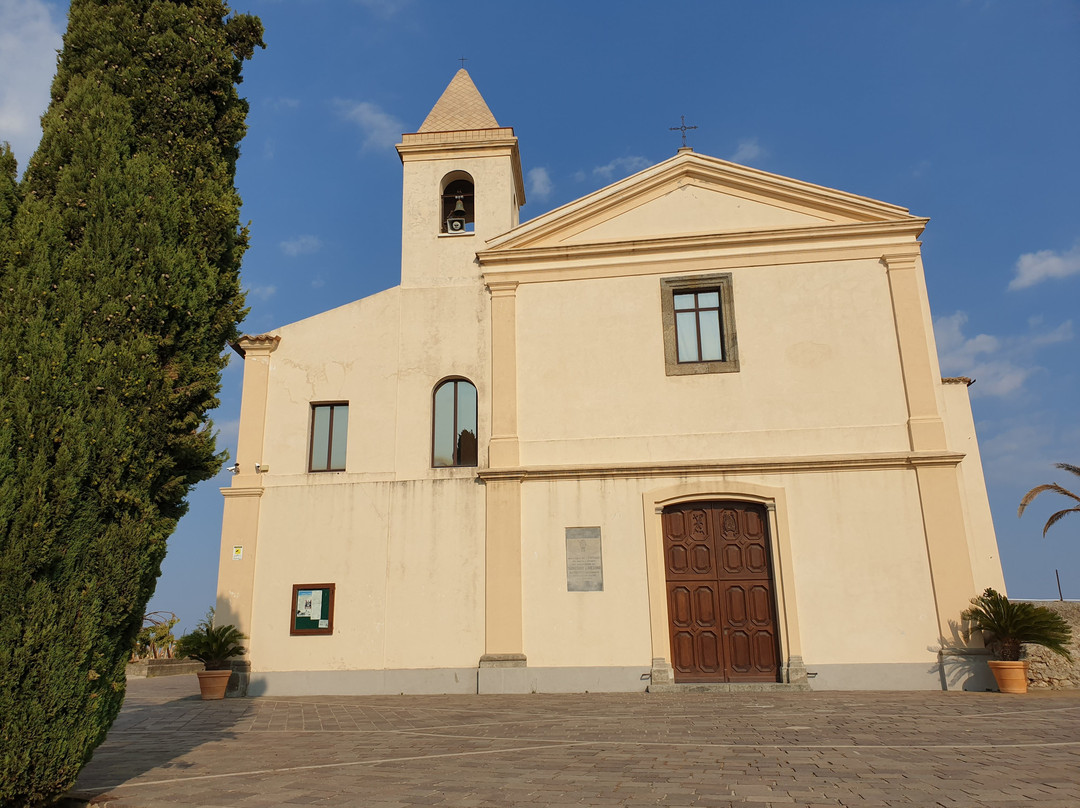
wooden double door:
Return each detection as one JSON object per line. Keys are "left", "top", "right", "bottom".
{"left": 663, "top": 501, "right": 780, "bottom": 683}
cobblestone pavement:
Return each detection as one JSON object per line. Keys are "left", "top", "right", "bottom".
{"left": 68, "top": 677, "right": 1080, "bottom": 807}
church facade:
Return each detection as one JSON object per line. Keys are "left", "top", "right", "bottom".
{"left": 215, "top": 71, "right": 1005, "bottom": 695}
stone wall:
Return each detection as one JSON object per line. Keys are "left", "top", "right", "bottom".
{"left": 1024, "top": 601, "right": 1080, "bottom": 690}
{"left": 126, "top": 658, "right": 204, "bottom": 678}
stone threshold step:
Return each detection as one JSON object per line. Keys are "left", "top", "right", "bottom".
{"left": 648, "top": 682, "right": 812, "bottom": 693}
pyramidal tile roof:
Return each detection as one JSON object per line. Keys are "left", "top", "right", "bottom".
{"left": 418, "top": 69, "right": 499, "bottom": 132}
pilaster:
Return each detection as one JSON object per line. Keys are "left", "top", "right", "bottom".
{"left": 216, "top": 334, "right": 279, "bottom": 649}
{"left": 481, "top": 282, "right": 523, "bottom": 672}
{"left": 482, "top": 282, "right": 523, "bottom": 672}
{"left": 487, "top": 281, "right": 520, "bottom": 467}
{"left": 883, "top": 252, "right": 979, "bottom": 640}
{"left": 481, "top": 474, "right": 526, "bottom": 687}
{"left": 882, "top": 252, "right": 947, "bottom": 452}
{"left": 912, "top": 460, "right": 979, "bottom": 641}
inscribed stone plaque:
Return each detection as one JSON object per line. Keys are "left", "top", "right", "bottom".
{"left": 565, "top": 527, "right": 603, "bottom": 592}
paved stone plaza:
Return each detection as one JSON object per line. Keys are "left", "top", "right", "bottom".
{"left": 68, "top": 677, "right": 1080, "bottom": 807}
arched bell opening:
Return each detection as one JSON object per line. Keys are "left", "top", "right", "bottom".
{"left": 441, "top": 172, "right": 475, "bottom": 234}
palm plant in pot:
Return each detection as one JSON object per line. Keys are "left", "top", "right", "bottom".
{"left": 962, "top": 588, "right": 1072, "bottom": 693}
{"left": 176, "top": 613, "right": 247, "bottom": 700}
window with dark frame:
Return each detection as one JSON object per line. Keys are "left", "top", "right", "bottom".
{"left": 309, "top": 403, "right": 348, "bottom": 472}
{"left": 674, "top": 289, "right": 724, "bottom": 363}
{"left": 432, "top": 379, "right": 478, "bottom": 468}
{"left": 660, "top": 274, "right": 739, "bottom": 376}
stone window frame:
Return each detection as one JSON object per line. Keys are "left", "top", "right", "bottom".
{"left": 660, "top": 273, "right": 740, "bottom": 376}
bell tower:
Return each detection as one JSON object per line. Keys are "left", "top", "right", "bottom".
{"left": 397, "top": 70, "right": 525, "bottom": 287}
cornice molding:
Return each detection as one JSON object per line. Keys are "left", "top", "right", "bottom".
{"left": 881, "top": 250, "right": 922, "bottom": 270}
{"left": 485, "top": 279, "right": 519, "bottom": 295}
{"left": 479, "top": 221, "right": 927, "bottom": 286}
{"left": 399, "top": 127, "right": 517, "bottom": 146}
{"left": 477, "top": 450, "right": 964, "bottom": 482}
{"left": 221, "top": 486, "right": 265, "bottom": 498}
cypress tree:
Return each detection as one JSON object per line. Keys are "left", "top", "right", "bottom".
{"left": 0, "top": 3, "right": 263, "bottom": 804}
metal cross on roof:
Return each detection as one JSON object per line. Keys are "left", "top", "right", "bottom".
{"left": 458, "top": 56, "right": 468, "bottom": 69}
{"left": 669, "top": 115, "right": 698, "bottom": 148}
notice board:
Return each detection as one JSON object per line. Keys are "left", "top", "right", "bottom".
{"left": 291, "top": 583, "right": 335, "bottom": 635}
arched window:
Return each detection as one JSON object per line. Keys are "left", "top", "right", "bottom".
{"left": 432, "top": 378, "right": 477, "bottom": 467}
{"left": 441, "top": 173, "right": 475, "bottom": 234}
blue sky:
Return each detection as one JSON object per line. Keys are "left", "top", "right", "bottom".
{"left": 2, "top": 0, "right": 1078, "bottom": 634}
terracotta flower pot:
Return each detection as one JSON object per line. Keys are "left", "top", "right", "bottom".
{"left": 988, "top": 660, "right": 1029, "bottom": 694}
{"left": 196, "top": 669, "right": 232, "bottom": 700}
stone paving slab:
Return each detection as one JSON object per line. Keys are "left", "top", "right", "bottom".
{"left": 66, "top": 677, "right": 1080, "bottom": 807}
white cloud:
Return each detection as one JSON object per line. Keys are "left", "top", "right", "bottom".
{"left": 731, "top": 138, "right": 765, "bottom": 164}
{"left": 975, "top": 419, "right": 1080, "bottom": 497}
{"left": 935, "top": 311, "right": 1073, "bottom": 397}
{"left": 527, "top": 167, "right": 553, "bottom": 201}
{"left": 248, "top": 284, "right": 276, "bottom": 301}
{"left": 266, "top": 97, "right": 300, "bottom": 111}
{"left": 1009, "top": 241, "right": 1080, "bottom": 290}
{"left": 0, "top": 0, "right": 63, "bottom": 169}
{"left": 336, "top": 100, "right": 404, "bottom": 151}
{"left": 279, "top": 235, "right": 323, "bottom": 257}
{"left": 593, "top": 155, "right": 651, "bottom": 181}
{"left": 978, "top": 422, "right": 1059, "bottom": 485}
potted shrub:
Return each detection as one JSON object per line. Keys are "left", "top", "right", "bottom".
{"left": 176, "top": 614, "right": 248, "bottom": 700}
{"left": 962, "top": 588, "right": 1072, "bottom": 693}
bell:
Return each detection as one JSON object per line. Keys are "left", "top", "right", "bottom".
{"left": 452, "top": 195, "right": 466, "bottom": 215}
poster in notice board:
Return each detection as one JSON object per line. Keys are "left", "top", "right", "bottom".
{"left": 291, "top": 583, "right": 335, "bottom": 635}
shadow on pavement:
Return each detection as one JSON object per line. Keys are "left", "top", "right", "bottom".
{"left": 62, "top": 676, "right": 249, "bottom": 805}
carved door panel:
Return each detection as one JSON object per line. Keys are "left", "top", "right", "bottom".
{"left": 663, "top": 502, "right": 780, "bottom": 683}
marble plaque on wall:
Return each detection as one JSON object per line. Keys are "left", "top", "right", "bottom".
{"left": 566, "top": 527, "right": 603, "bottom": 592}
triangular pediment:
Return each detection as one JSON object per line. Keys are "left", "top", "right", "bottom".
{"left": 484, "top": 151, "right": 918, "bottom": 252}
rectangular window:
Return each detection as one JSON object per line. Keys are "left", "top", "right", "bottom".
{"left": 309, "top": 403, "right": 348, "bottom": 471}
{"left": 661, "top": 274, "right": 739, "bottom": 376}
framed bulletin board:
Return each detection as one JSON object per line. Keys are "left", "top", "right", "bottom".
{"left": 290, "top": 583, "right": 335, "bottom": 636}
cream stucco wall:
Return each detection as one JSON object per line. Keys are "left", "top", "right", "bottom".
{"left": 515, "top": 259, "right": 910, "bottom": 467}
{"left": 258, "top": 283, "right": 490, "bottom": 480}
{"left": 563, "top": 182, "right": 832, "bottom": 244}
{"left": 514, "top": 470, "right": 939, "bottom": 671}
{"left": 779, "top": 469, "right": 939, "bottom": 663}
{"left": 249, "top": 477, "right": 484, "bottom": 673}
{"left": 519, "top": 477, "right": 654, "bottom": 668}
{"left": 224, "top": 267, "right": 493, "bottom": 673}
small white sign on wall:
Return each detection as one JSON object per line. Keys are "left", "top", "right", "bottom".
{"left": 566, "top": 527, "right": 603, "bottom": 592}
{"left": 232, "top": 545, "right": 244, "bottom": 561}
